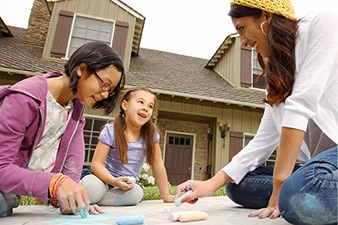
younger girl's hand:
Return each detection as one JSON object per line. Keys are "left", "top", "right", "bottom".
{"left": 162, "top": 194, "right": 175, "bottom": 203}
{"left": 114, "top": 176, "right": 135, "bottom": 190}
{"left": 89, "top": 204, "right": 105, "bottom": 215}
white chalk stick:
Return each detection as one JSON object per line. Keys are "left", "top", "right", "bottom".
{"left": 169, "top": 210, "right": 203, "bottom": 222}
{"left": 178, "top": 211, "right": 208, "bottom": 222}
{"left": 126, "top": 176, "right": 136, "bottom": 184}
{"left": 174, "top": 190, "right": 193, "bottom": 206}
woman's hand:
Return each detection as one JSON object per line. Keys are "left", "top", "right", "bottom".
{"left": 248, "top": 206, "right": 280, "bottom": 219}
{"left": 57, "top": 178, "right": 90, "bottom": 216}
{"left": 175, "top": 180, "right": 213, "bottom": 204}
{"left": 248, "top": 193, "right": 280, "bottom": 219}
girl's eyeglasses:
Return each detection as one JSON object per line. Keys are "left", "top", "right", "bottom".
{"left": 93, "top": 71, "right": 115, "bottom": 97}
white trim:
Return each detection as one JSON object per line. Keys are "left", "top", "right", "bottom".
{"left": 110, "top": 0, "right": 145, "bottom": 20}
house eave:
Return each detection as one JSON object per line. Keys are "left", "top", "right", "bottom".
{"left": 125, "top": 85, "right": 265, "bottom": 109}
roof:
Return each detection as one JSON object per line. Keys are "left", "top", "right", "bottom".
{"left": 0, "top": 26, "right": 265, "bottom": 108}
{"left": 0, "top": 17, "right": 13, "bottom": 37}
{"left": 207, "top": 33, "right": 239, "bottom": 68}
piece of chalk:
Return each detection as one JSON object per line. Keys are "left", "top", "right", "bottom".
{"left": 126, "top": 176, "right": 136, "bottom": 184}
{"left": 79, "top": 208, "right": 87, "bottom": 218}
{"left": 178, "top": 211, "right": 208, "bottom": 222}
{"left": 116, "top": 215, "right": 144, "bottom": 225}
{"left": 174, "top": 190, "right": 193, "bottom": 207}
{"left": 169, "top": 210, "right": 202, "bottom": 222}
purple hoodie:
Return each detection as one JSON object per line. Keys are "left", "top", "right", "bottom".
{"left": 0, "top": 72, "right": 85, "bottom": 202}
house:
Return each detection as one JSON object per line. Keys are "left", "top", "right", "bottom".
{"left": 0, "top": 0, "right": 267, "bottom": 185}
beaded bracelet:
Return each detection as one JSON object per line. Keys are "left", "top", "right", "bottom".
{"left": 49, "top": 173, "right": 69, "bottom": 198}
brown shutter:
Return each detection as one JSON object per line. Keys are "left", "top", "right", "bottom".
{"left": 229, "top": 131, "right": 243, "bottom": 160}
{"left": 112, "top": 21, "right": 129, "bottom": 60}
{"left": 240, "top": 47, "right": 252, "bottom": 87}
{"left": 51, "top": 10, "right": 74, "bottom": 58}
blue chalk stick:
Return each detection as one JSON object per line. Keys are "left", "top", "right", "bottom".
{"left": 174, "top": 190, "right": 193, "bottom": 207}
{"left": 116, "top": 215, "right": 144, "bottom": 225}
{"left": 79, "top": 208, "right": 87, "bottom": 218}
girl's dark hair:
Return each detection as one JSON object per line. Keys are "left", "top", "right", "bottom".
{"left": 229, "top": 5, "right": 298, "bottom": 106}
{"left": 114, "top": 86, "right": 158, "bottom": 166}
{"left": 64, "top": 41, "right": 126, "bottom": 114}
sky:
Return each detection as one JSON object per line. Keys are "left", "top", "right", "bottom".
{"left": 0, "top": 0, "right": 335, "bottom": 59}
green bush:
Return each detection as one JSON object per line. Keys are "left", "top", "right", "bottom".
{"left": 143, "top": 185, "right": 225, "bottom": 201}
{"left": 20, "top": 185, "right": 226, "bottom": 205}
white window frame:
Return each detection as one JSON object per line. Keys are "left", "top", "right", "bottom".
{"left": 251, "top": 50, "right": 265, "bottom": 90}
{"left": 65, "top": 13, "right": 116, "bottom": 58}
{"left": 83, "top": 114, "right": 114, "bottom": 166}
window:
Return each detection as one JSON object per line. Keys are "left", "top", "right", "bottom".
{"left": 252, "top": 51, "right": 265, "bottom": 89}
{"left": 229, "top": 132, "right": 277, "bottom": 164}
{"left": 51, "top": 10, "right": 128, "bottom": 60}
{"left": 66, "top": 15, "right": 114, "bottom": 57}
{"left": 240, "top": 48, "right": 265, "bottom": 89}
{"left": 243, "top": 133, "right": 254, "bottom": 146}
{"left": 83, "top": 116, "right": 113, "bottom": 166}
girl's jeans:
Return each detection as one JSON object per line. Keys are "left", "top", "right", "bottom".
{"left": 226, "top": 146, "right": 337, "bottom": 225}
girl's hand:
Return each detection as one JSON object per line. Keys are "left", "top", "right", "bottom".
{"left": 88, "top": 204, "right": 105, "bottom": 215}
{"left": 162, "top": 194, "right": 175, "bottom": 203}
{"left": 113, "top": 176, "right": 135, "bottom": 190}
{"left": 57, "top": 178, "right": 90, "bottom": 216}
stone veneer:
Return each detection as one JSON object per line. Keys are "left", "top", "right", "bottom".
{"left": 24, "top": 0, "right": 51, "bottom": 46}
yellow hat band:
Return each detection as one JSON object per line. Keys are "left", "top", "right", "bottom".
{"left": 230, "top": 0, "right": 296, "bottom": 20}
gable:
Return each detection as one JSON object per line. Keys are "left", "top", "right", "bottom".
{"left": 43, "top": 0, "right": 144, "bottom": 70}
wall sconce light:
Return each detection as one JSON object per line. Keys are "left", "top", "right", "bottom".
{"left": 219, "top": 122, "right": 230, "bottom": 139}
{"left": 207, "top": 127, "right": 213, "bottom": 141}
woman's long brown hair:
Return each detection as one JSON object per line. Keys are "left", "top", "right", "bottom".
{"left": 229, "top": 5, "right": 298, "bottom": 106}
{"left": 114, "top": 86, "right": 158, "bottom": 166}
{"left": 259, "top": 14, "right": 298, "bottom": 105}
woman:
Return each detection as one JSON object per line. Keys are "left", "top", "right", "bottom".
{"left": 81, "top": 87, "right": 174, "bottom": 206}
{"left": 0, "top": 41, "right": 125, "bottom": 217}
{"left": 175, "top": 1, "right": 337, "bottom": 224}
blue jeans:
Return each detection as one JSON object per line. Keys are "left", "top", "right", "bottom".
{"left": 226, "top": 147, "right": 337, "bottom": 225}
{"left": 279, "top": 146, "right": 337, "bottom": 225}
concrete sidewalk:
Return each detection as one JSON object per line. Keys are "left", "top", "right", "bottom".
{"left": 1, "top": 196, "right": 292, "bottom": 225}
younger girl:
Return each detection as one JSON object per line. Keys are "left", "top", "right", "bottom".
{"left": 81, "top": 86, "right": 174, "bottom": 205}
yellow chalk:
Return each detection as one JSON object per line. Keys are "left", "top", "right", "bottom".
{"left": 169, "top": 211, "right": 208, "bottom": 222}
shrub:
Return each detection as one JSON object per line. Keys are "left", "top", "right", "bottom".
{"left": 138, "top": 163, "right": 156, "bottom": 187}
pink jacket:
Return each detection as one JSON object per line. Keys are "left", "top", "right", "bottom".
{"left": 0, "top": 72, "right": 85, "bottom": 202}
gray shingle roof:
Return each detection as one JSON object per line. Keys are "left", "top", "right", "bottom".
{"left": 128, "top": 48, "right": 265, "bottom": 107}
{"left": 0, "top": 26, "right": 265, "bottom": 108}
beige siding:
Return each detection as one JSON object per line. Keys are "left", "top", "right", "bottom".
{"left": 156, "top": 94, "right": 263, "bottom": 175}
{"left": 43, "top": 0, "right": 136, "bottom": 70}
{"left": 213, "top": 37, "right": 242, "bottom": 87}
{"left": 0, "top": 72, "right": 263, "bottom": 179}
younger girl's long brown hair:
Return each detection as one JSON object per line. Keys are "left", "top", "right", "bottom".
{"left": 114, "top": 86, "right": 158, "bottom": 166}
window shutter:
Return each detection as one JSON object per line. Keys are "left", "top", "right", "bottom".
{"left": 51, "top": 10, "right": 74, "bottom": 58}
{"left": 229, "top": 131, "right": 243, "bottom": 160}
{"left": 240, "top": 47, "right": 252, "bottom": 87}
{"left": 112, "top": 21, "right": 129, "bottom": 60}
